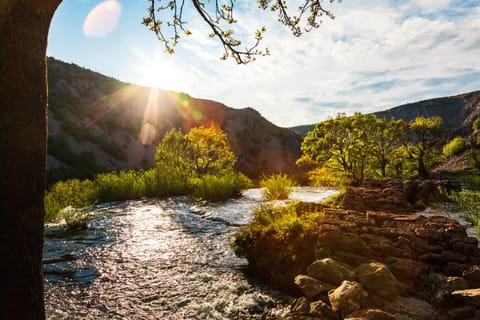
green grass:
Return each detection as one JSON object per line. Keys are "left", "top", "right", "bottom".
{"left": 44, "top": 167, "right": 251, "bottom": 223}
{"left": 259, "top": 173, "right": 297, "bottom": 200}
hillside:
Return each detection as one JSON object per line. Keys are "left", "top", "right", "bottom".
{"left": 291, "top": 90, "right": 480, "bottom": 139}
{"left": 46, "top": 57, "right": 302, "bottom": 183}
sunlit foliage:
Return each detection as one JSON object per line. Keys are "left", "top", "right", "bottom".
{"left": 45, "top": 125, "right": 249, "bottom": 222}
{"left": 259, "top": 173, "right": 297, "bottom": 200}
{"left": 300, "top": 113, "right": 406, "bottom": 185}
{"left": 443, "top": 136, "right": 466, "bottom": 157}
{"left": 404, "top": 116, "right": 443, "bottom": 179}
{"left": 300, "top": 113, "right": 444, "bottom": 183}
{"left": 44, "top": 179, "right": 96, "bottom": 222}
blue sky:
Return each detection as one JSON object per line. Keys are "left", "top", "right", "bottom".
{"left": 47, "top": 0, "right": 480, "bottom": 127}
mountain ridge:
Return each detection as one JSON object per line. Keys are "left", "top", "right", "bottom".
{"left": 46, "top": 57, "right": 302, "bottom": 183}
{"left": 290, "top": 90, "right": 480, "bottom": 138}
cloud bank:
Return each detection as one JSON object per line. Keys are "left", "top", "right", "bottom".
{"left": 150, "top": 0, "right": 480, "bottom": 127}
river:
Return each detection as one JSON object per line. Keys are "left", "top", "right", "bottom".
{"left": 43, "top": 187, "right": 338, "bottom": 319}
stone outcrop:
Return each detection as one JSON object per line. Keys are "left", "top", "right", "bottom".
{"left": 343, "top": 179, "right": 453, "bottom": 213}
{"left": 277, "top": 181, "right": 480, "bottom": 319}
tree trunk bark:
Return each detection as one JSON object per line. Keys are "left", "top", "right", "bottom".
{"left": 0, "top": 1, "right": 61, "bottom": 319}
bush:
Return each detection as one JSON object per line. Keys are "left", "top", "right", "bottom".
{"left": 260, "top": 173, "right": 297, "bottom": 200}
{"left": 448, "top": 189, "right": 480, "bottom": 227}
{"left": 44, "top": 179, "right": 96, "bottom": 223}
{"left": 473, "top": 117, "right": 480, "bottom": 131}
{"left": 60, "top": 206, "right": 91, "bottom": 229}
{"left": 443, "top": 136, "right": 466, "bottom": 157}
{"left": 94, "top": 170, "right": 145, "bottom": 203}
{"left": 190, "top": 171, "right": 251, "bottom": 201}
{"left": 231, "top": 201, "right": 324, "bottom": 291}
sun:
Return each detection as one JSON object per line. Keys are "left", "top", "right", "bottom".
{"left": 132, "top": 48, "right": 186, "bottom": 91}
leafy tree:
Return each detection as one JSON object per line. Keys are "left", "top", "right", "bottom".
{"left": 301, "top": 113, "right": 399, "bottom": 185}
{"left": 154, "top": 125, "right": 244, "bottom": 200}
{"left": 1, "top": 1, "right": 337, "bottom": 317}
{"left": 370, "top": 118, "right": 405, "bottom": 178}
{"left": 155, "top": 128, "right": 192, "bottom": 193}
{"left": 403, "top": 116, "right": 443, "bottom": 179}
{"left": 186, "top": 125, "right": 236, "bottom": 175}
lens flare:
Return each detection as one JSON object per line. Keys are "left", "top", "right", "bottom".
{"left": 83, "top": 0, "right": 122, "bottom": 38}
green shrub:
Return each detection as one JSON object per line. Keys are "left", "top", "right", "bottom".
{"left": 473, "top": 117, "right": 480, "bottom": 131}
{"left": 94, "top": 170, "right": 145, "bottom": 203}
{"left": 443, "top": 136, "right": 466, "bottom": 157}
{"left": 190, "top": 171, "right": 251, "bottom": 201}
{"left": 260, "top": 174, "right": 297, "bottom": 200}
{"left": 60, "top": 206, "right": 91, "bottom": 229}
{"left": 231, "top": 201, "right": 324, "bottom": 289}
{"left": 44, "top": 179, "right": 96, "bottom": 223}
{"left": 448, "top": 189, "right": 480, "bottom": 226}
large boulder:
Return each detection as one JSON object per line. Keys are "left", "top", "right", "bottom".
{"left": 307, "top": 258, "right": 355, "bottom": 286}
{"left": 294, "top": 275, "right": 336, "bottom": 299}
{"left": 355, "top": 262, "right": 401, "bottom": 300}
{"left": 328, "top": 280, "right": 368, "bottom": 318}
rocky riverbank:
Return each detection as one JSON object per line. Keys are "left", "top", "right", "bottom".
{"left": 235, "top": 180, "right": 480, "bottom": 319}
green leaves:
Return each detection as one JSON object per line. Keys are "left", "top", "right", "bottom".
{"left": 301, "top": 113, "right": 444, "bottom": 184}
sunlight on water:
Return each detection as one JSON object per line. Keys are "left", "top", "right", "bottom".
{"left": 44, "top": 188, "right": 337, "bottom": 319}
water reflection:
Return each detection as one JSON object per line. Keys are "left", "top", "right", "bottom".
{"left": 44, "top": 188, "right": 336, "bottom": 319}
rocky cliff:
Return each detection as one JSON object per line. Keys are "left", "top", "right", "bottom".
{"left": 46, "top": 57, "right": 302, "bottom": 182}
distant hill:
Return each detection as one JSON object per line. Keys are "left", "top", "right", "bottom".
{"left": 290, "top": 90, "right": 480, "bottom": 139}
{"left": 46, "top": 57, "right": 302, "bottom": 183}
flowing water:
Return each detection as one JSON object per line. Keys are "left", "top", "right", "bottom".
{"left": 44, "top": 187, "right": 338, "bottom": 319}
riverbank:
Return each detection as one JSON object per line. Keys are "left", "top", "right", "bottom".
{"left": 233, "top": 179, "right": 480, "bottom": 319}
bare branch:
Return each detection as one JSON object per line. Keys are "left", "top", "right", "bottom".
{"left": 142, "top": 0, "right": 337, "bottom": 64}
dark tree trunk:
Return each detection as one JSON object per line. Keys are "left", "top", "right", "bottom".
{"left": 0, "top": 1, "right": 61, "bottom": 319}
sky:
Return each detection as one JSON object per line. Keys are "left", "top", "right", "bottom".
{"left": 47, "top": 0, "right": 480, "bottom": 127}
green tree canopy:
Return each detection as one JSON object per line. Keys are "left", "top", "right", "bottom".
{"left": 300, "top": 113, "right": 400, "bottom": 185}
{"left": 404, "top": 116, "right": 443, "bottom": 179}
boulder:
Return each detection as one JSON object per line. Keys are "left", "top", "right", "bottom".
{"left": 294, "top": 275, "right": 336, "bottom": 299}
{"left": 307, "top": 258, "right": 355, "bottom": 286}
{"left": 355, "top": 262, "right": 401, "bottom": 300}
{"left": 328, "top": 280, "right": 368, "bottom": 317}
{"left": 309, "top": 300, "right": 340, "bottom": 320}
{"left": 451, "top": 288, "right": 480, "bottom": 307}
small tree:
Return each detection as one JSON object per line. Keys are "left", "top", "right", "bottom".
{"left": 154, "top": 125, "right": 246, "bottom": 200}
{"left": 404, "top": 116, "right": 443, "bottom": 179}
